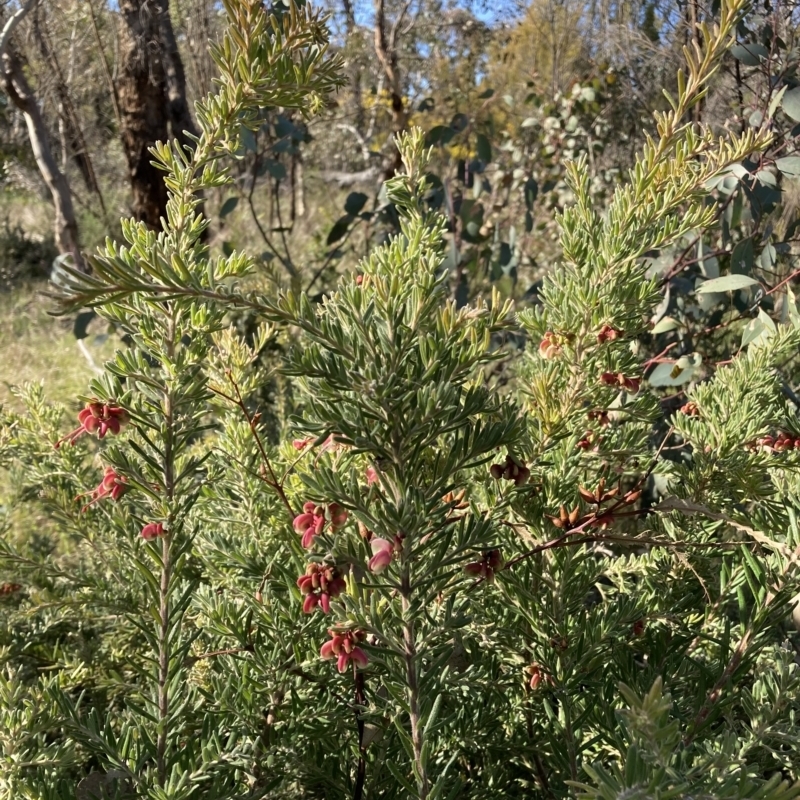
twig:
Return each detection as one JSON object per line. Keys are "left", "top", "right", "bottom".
{"left": 221, "top": 372, "right": 295, "bottom": 518}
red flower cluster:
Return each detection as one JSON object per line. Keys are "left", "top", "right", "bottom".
{"left": 464, "top": 549, "right": 503, "bottom": 582}
{"left": 56, "top": 401, "right": 127, "bottom": 448}
{"left": 679, "top": 401, "right": 699, "bottom": 416}
{"left": 141, "top": 522, "right": 166, "bottom": 541}
{"left": 600, "top": 371, "right": 640, "bottom": 394}
{"left": 78, "top": 467, "right": 128, "bottom": 511}
{"left": 320, "top": 628, "right": 368, "bottom": 672}
{"left": 293, "top": 502, "right": 349, "bottom": 548}
{"left": 297, "top": 563, "right": 346, "bottom": 613}
{"left": 0, "top": 582, "right": 22, "bottom": 597}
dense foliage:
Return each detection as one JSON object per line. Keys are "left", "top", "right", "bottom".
{"left": 2, "top": 0, "right": 800, "bottom": 798}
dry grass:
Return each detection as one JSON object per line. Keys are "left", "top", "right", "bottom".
{"left": 0, "top": 282, "right": 114, "bottom": 412}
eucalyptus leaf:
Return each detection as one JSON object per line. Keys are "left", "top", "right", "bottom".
{"left": 696, "top": 274, "right": 759, "bottom": 294}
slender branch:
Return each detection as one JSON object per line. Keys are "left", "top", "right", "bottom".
{"left": 219, "top": 372, "right": 296, "bottom": 518}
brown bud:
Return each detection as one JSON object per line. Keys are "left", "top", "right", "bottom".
{"left": 578, "top": 486, "right": 595, "bottom": 504}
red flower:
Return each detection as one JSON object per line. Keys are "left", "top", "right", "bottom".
{"left": 56, "top": 401, "right": 127, "bottom": 448}
{"left": 464, "top": 549, "right": 503, "bottom": 582}
{"left": 320, "top": 628, "right": 368, "bottom": 673}
{"left": 297, "top": 563, "right": 346, "bottom": 613}
{"left": 141, "top": 522, "right": 166, "bottom": 541}
{"left": 0, "top": 582, "right": 22, "bottom": 597}
{"left": 77, "top": 466, "right": 128, "bottom": 511}
{"left": 366, "top": 465, "right": 379, "bottom": 485}
{"left": 292, "top": 437, "right": 313, "bottom": 450}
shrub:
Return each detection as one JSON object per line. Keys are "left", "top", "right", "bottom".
{"left": 1, "top": 0, "right": 800, "bottom": 798}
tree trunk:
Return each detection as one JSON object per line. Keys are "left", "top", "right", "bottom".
{"left": 0, "top": 47, "right": 85, "bottom": 272}
{"left": 116, "top": 0, "right": 197, "bottom": 230}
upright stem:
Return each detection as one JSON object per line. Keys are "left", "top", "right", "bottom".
{"left": 157, "top": 320, "right": 176, "bottom": 785}
{"left": 401, "top": 572, "right": 429, "bottom": 799}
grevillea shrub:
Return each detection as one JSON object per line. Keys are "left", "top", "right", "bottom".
{"left": 2, "top": 1, "right": 800, "bottom": 798}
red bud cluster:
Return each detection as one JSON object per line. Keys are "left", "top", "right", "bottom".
{"left": 588, "top": 409, "right": 610, "bottom": 426}
{"left": 489, "top": 454, "right": 530, "bottom": 486}
{"left": 464, "top": 549, "right": 503, "bottom": 582}
{"left": 679, "top": 401, "right": 700, "bottom": 416}
{"left": 751, "top": 432, "right": 800, "bottom": 453}
{"left": 0, "top": 582, "right": 22, "bottom": 596}
{"left": 297, "top": 563, "right": 346, "bottom": 613}
{"left": 600, "top": 372, "right": 640, "bottom": 394}
{"left": 597, "top": 324, "right": 623, "bottom": 344}
{"left": 539, "top": 332, "right": 563, "bottom": 360}
{"left": 293, "top": 502, "right": 349, "bottom": 549}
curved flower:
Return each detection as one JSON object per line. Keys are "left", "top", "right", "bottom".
{"left": 141, "top": 522, "right": 166, "bottom": 541}
{"left": 77, "top": 466, "right": 128, "bottom": 512}
{"left": 368, "top": 537, "right": 394, "bottom": 573}
{"left": 320, "top": 628, "right": 368, "bottom": 673}
{"left": 293, "top": 502, "right": 326, "bottom": 548}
